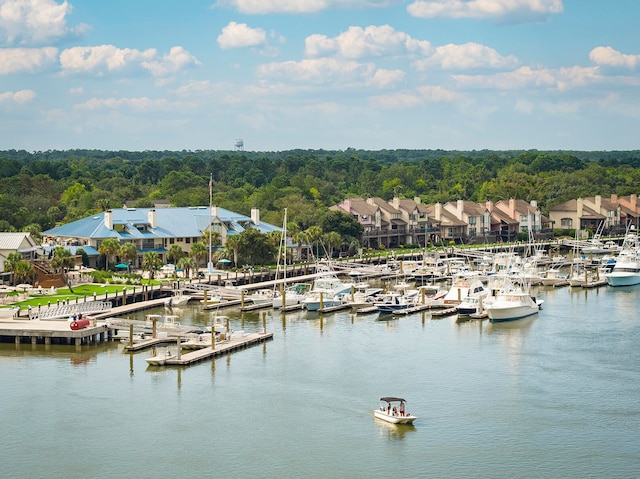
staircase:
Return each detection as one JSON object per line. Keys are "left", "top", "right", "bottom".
{"left": 32, "top": 260, "right": 68, "bottom": 289}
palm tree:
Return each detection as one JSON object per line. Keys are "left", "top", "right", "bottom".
{"left": 224, "top": 234, "right": 241, "bottom": 267}
{"left": 292, "top": 230, "right": 308, "bottom": 262}
{"left": 99, "top": 238, "right": 120, "bottom": 271}
{"left": 166, "top": 244, "right": 184, "bottom": 266}
{"left": 142, "top": 252, "right": 162, "bottom": 282}
{"left": 190, "top": 242, "right": 208, "bottom": 269}
{"left": 305, "top": 225, "right": 322, "bottom": 260}
{"left": 322, "top": 231, "right": 343, "bottom": 259}
{"left": 13, "top": 261, "right": 35, "bottom": 285}
{"left": 50, "top": 247, "right": 75, "bottom": 273}
{"left": 119, "top": 242, "right": 138, "bottom": 271}
{"left": 177, "top": 256, "right": 196, "bottom": 279}
{"left": 4, "top": 253, "right": 23, "bottom": 284}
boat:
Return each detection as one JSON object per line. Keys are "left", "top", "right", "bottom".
{"left": 164, "top": 290, "right": 191, "bottom": 307}
{"left": 605, "top": 226, "right": 640, "bottom": 287}
{"left": 272, "top": 283, "right": 311, "bottom": 309}
{"left": 248, "top": 288, "right": 276, "bottom": 305}
{"left": 145, "top": 348, "right": 177, "bottom": 366}
{"left": 373, "top": 397, "right": 417, "bottom": 425}
{"left": 484, "top": 278, "right": 542, "bottom": 322}
{"left": 456, "top": 279, "right": 491, "bottom": 317}
{"left": 302, "top": 267, "right": 354, "bottom": 311}
{"left": 375, "top": 292, "right": 416, "bottom": 314}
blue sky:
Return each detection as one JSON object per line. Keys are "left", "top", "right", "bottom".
{"left": 1, "top": 0, "right": 640, "bottom": 152}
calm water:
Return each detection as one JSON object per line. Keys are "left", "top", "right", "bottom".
{"left": 1, "top": 284, "right": 639, "bottom": 479}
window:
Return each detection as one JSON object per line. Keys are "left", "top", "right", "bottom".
{"left": 561, "top": 218, "right": 572, "bottom": 229}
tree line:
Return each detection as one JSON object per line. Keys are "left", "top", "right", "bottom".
{"left": 2, "top": 148, "right": 640, "bottom": 246}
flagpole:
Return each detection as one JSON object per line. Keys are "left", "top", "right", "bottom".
{"left": 207, "top": 173, "right": 213, "bottom": 273}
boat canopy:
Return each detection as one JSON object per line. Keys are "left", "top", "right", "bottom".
{"left": 379, "top": 397, "right": 406, "bottom": 403}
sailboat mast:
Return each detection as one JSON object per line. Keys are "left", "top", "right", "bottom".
{"left": 208, "top": 173, "right": 213, "bottom": 271}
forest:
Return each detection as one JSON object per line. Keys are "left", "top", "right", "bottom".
{"left": 2, "top": 148, "right": 640, "bottom": 241}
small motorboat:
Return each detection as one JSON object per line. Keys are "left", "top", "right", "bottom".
{"left": 145, "top": 349, "right": 177, "bottom": 366}
{"left": 373, "top": 397, "right": 417, "bottom": 425}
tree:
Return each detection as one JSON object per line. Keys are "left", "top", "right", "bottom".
{"left": 98, "top": 238, "right": 120, "bottom": 271}
{"left": 305, "top": 225, "right": 323, "bottom": 259}
{"left": 4, "top": 253, "right": 23, "bottom": 283}
{"left": 225, "top": 234, "right": 241, "bottom": 267}
{"left": 50, "top": 247, "right": 75, "bottom": 273}
{"left": 322, "top": 231, "right": 343, "bottom": 259}
{"left": 142, "top": 252, "right": 162, "bottom": 282}
{"left": 190, "top": 242, "right": 208, "bottom": 269}
{"left": 177, "top": 256, "right": 196, "bottom": 278}
{"left": 13, "top": 260, "right": 35, "bottom": 284}
{"left": 166, "top": 244, "right": 184, "bottom": 265}
{"left": 292, "top": 230, "right": 309, "bottom": 262}
{"left": 119, "top": 242, "right": 138, "bottom": 269}
{"left": 235, "top": 229, "right": 277, "bottom": 266}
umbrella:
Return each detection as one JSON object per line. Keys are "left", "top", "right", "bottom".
{"left": 15, "top": 283, "right": 33, "bottom": 290}
{"left": 115, "top": 263, "right": 128, "bottom": 269}
{"left": 217, "top": 259, "right": 232, "bottom": 263}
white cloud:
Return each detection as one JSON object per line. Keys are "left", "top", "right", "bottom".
{"left": 368, "top": 68, "right": 405, "bottom": 88}
{"left": 0, "top": 89, "right": 36, "bottom": 104}
{"left": 407, "top": 0, "right": 564, "bottom": 21}
{"left": 452, "top": 65, "right": 600, "bottom": 91}
{"left": 0, "top": 0, "right": 89, "bottom": 45}
{"left": 305, "top": 25, "right": 432, "bottom": 59}
{"left": 413, "top": 42, "right": 518, "bottom": 70}
{"left": 258, "top": 57, "right": 375, "bottom": 84}
{"left": 74, "top": 96, "right": 169, "bottom": 111}
{"left": 142, "top": 46, "right": 201, "bottom": 76}
{"left": 59, "top": 45, "right": 199, "bottom": 77}
{"left": 589, "top": 46, "right": 640, "bottom": 69}
{"left": 217, "top": 22, "right": 267, "bottom": 49}
{"left": 0, "top": 47, "right": 57, "bottom": 74}
{"left": 213, "top": 0, "right": 405, "bottom": 14}
{"left": 370, "top": 84, "right": 459, "bottom": 108}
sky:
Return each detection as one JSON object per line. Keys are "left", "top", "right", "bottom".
{"left": 1, "top": 0, "right": 640, "bottom": 152}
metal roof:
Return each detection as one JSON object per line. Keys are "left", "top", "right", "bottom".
{"left": 44, "top": 207, "right": 281, "bottom": 240}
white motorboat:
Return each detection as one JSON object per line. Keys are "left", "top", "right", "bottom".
{"left": 164, "top": 290, "right": 191, "bottom": 306}
{"left": 375, "top": 292, "right": 416, "bottom": 314}
{"left": 145, "top": 349, "right": 177, "bottom": 366}
{"left": 272, "top": 283, "right": 311, "bottom": 309}
{"left": 302, "top": 270, "right": 354, "bottom": 311}
{"left": 455, "top": 278, "right": 490, "bottom": 316}
{"left": 484, "top": 279, "right": 542, "bottom": 322}
{"left": 374, "top": 397, "right": 417, "bottom": 425}
{"left": 605, "top": 227, "right": 640, "bottom": 287}
{"left": 249, "top": 288, "right": 276, "bottom": 305}
{"left": 181, "top": 333, "right": 212, "bottom": 350}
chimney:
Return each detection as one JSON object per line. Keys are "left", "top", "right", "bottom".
{"left": 434, "top": 203, "right": 442, "bottom": 221}
{"left": 457, "top": 200, "right": 464, "bottom": 218}
{"left": 595, "top": 195, "right": 601, "bottom": 212}
{"left": 577, "top": 198, "right": 584, "bottom": 219}
{"left": 530, "top": 200, "right": 537, "bottom": 208}
{"left": 104, "top": 210, "right": 113, "bottom": 230}
{"left": 148, "top": 209, "right": 157, "bottom": 228}
{"left": 251, "top": 207, "right": 260, "bottom": 225}
{"left": 611, "top": 193, "right": 618, "bottom": 203}
{"left": 366, "top": 197, "right": 375, "bottom": 206}
{"left": 392, "top": 196, "right": 400, "bottom": 209}
{"left": 211, "top": 205, "right": 218, "bottom": 218}
{"left": 414, "top": 196, "right": 421, "bottom": 204}
{"left": 343, "top": 198, "right": 352, "bottom": 212}
{"left": 631, "top": 194, "right": 637, "bottom": 211}
{"left": 485, "top": 200, "right": 493, "bottom": 213}
{"left": 509, "top": 198, "right": 516, "bottom": 218}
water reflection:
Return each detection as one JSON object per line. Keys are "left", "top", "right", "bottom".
{"left": 374, "top": 418, "right": 417, "bottom": 440}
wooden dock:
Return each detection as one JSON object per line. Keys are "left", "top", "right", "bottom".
{"left": 203, "top": 299, "right": 242, "bottom": 311}
{"left": 161, "top": 332, "right": 274, "bottom": 366}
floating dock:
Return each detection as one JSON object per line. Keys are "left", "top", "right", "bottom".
{"left": 0, "top": 319, "right": 110, "bottom": 346}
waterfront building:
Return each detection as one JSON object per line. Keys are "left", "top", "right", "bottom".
{"left": 43, "top": 206, "right": 280, "bottom": 269}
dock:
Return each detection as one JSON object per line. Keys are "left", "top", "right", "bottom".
{"left": 163, "top": 332, "right": 274, "bottom": 366}
{"left": 0, "top": 319, "right": 110, "bottom": 346}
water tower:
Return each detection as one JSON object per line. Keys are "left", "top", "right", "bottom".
{"left": 235, "top": 139, "right": 244, "bottom": 151}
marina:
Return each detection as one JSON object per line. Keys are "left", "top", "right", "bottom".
{"left": 1, "top": 273, "right": 639, "bottom": 478}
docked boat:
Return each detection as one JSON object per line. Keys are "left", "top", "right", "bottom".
{"left": 164, "top": 290, "right": 191, "bottom": 307}
{"left": 484, "top": 279, "right": 542, "bottom": 322}
{"left": 373, "top": 397, "right": 417, "bottom": 425}
{"left": 455, "top": 278, "right": 490, "bottom": 316}
{"left": 605, "top": 227, "right": 640, "bottom": 287}
{"left": 302, "top": 269, "right": 354, "bottom": 311}
{"left": 145, "top": 349, "right": 177, "bottom": 366}
{"left": 248, "top": 288, "right": 276, "bottom": 305}
{"left": 375, "top": 292, "right": 416, "bottom": 314}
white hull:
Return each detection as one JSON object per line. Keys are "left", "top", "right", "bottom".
{"left": 373, "top": 410, "right": 416, "bottom": 425}
{"left": 145, "top": 352, "right": 176, "bottom": 366}
{"left": 486, "top": 303, "right": 539, "bottom": 322}
{"left": 605, "top": 272, "right": 640, "bottom": 286}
